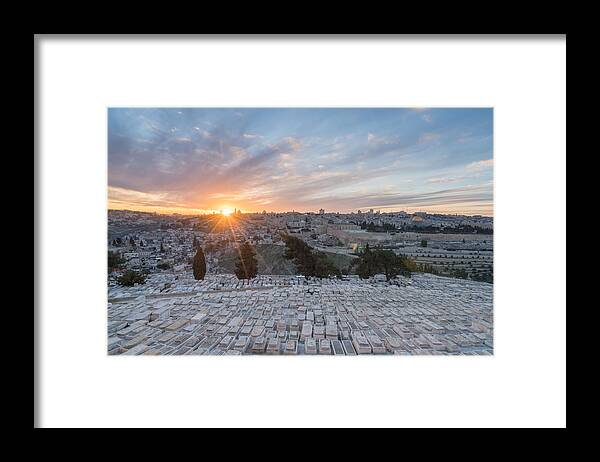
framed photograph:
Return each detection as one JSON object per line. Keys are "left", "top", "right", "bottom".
{"left": 35, "top": 35, "right": 566, "bottom": 428}
{"left": 107, "top": 107, "right": 494, "bottom": 357}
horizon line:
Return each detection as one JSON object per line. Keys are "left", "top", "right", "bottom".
{"left": 107, "top": 207, "right": 494, "bottom": 218}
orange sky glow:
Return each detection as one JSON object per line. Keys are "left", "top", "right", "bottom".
{"left": 108, "top": 108, "right": 493, "bottom": 217}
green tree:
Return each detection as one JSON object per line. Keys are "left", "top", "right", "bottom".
{"left": 117, "top": 270, "right": 146, "bottom": 286}
{"left": 235, "top": 242, "right": 258, "bottom": 279}
{"left": 160, "top": 242, "right": 165, "bottom": 253}
{"left": 352, "top": 246, "right": 412, "bottom": 280}
{"left": 129, "top": 237, "right": 136, "bottom": 247}
{"left": 282, "top": 234, "right": 313, "bottom": 275}
{"left": 403, "top": 256, "right": 419, "bottom": 273}
{"left": 282, "top": 234, "right": 339, "bottom": 278}
{"left": 352, "top": 244, "right": 378, "bottom": 279}
{"left": 107, "top": 251, "right": 125, "bottom": 271}
{"left": 451, "top": 268, "right": 469, "bottom": 279}
{"left": 313, "top": 251, "right": 341, "bottom": 278}
{"left": 193, "top": 246, "right": 207, "bottom": 280}
{"left": 472, "top": 271, "right": 493, "bottom": 284}
{"left": 375, "top": 250, "right": 411, "bottom": 280}
{"left": 420, "top": 239, "right": 428, "bottom": 248}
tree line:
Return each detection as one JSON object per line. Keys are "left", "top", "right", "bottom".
{"left": 281, "top": 234, "right": 341, "bottom": 278}
{"left": 352, "top": 244, "right": 412, "bottom": 281}
{"left": 111, "top": 236, "right": 414, "bottom": 286}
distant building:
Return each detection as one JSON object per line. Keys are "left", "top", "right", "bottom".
{"left": 287, "top": 220, "right": 306, "bottom": 229}
{"left": 319, "top": 208, "right": 325, "bottom": 215}
{"left": 328, "top": 223, "right": 360, "bottom": 231}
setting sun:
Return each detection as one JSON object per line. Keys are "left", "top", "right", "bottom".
{"left": 221, "top": 208, "right": 233, "bottom": 216}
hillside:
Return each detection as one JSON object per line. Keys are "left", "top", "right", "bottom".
{"left": 217, "top": 244, "right": 357, "bottom": 275}
{"left": 217, "top": 244, "right": 296, "bottom": 275}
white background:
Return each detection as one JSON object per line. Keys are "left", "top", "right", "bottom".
{"left": 36, "top": 36, "right": 566, "bottom": 428}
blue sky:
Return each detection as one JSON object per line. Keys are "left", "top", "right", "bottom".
{"left": 108, "top": 108, "right": 493, "bottom": 215}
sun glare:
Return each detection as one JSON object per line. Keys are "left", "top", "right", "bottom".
{"left": 222, "top": 208, "right": 233, "bottom": 216}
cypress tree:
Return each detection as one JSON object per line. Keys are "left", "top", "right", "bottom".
{"left": 193, "top": 246, "right": 206, "bottom": 280}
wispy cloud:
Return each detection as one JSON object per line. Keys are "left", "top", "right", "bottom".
{"left": 466, "top": 158, "right": 493, "bottom": 171}
{"left": 426, "top": 176, "right": 467, "bottom": 185}
{"left": 108, "top": 108, "right": 493, "bottom": 215}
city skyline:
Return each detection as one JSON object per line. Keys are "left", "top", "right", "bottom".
{"left": 108, "top": 108, "right": 493, "bottom": 216}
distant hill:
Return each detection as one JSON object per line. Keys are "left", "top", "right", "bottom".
{"left": 217, "top": 244, "right": 356, "bottom": 275}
